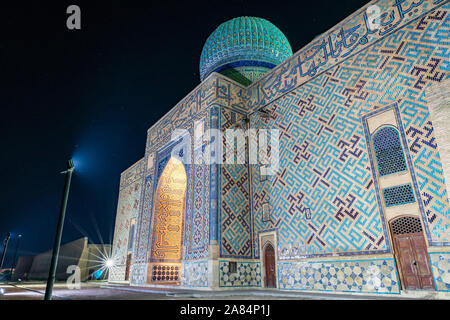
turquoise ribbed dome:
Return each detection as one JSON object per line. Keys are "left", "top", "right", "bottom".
{"left": 199, "top": 17, "right": 293, "bottom": 86}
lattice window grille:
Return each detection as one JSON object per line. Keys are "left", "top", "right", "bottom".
{"left": 229, "top": 261, "right": 237, "bottom": 274}
{"left": 382, "top": 184, "right": 415, "bottom": 207}
{"left": 391, "top": 216, "right": 423, "bottom": 235}
{"left": 373, "top": 127, "right": 407, "bottom": 176}
{"left": 151, "top": 264, "right": 180, "bottom": 282}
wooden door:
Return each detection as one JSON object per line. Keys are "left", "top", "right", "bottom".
{"left": 125, "top": 253, "right": 132, "bottom": 281}
{"left": 391, "top": 216, "right": 435, "bottom": 290}
{"left": 264, "top": 244, "right": 276, "bottom": 288}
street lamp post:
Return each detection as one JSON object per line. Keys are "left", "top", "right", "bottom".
{"left": 44, "top": 159, "right": 74, "bottom": 300}
{"left": 0, "top": 232, "right": 11, "bottom": 270}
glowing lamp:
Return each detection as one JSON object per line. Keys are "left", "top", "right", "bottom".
{"left": 105, "top": 259, "right": 114, "bottom": 268}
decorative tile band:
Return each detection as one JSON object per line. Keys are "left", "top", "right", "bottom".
{"left": 278, "top": 259, "right": 401, "bottom": 294}
{"left": 429, "top": 252, "right": 450, "bottom": 291}
{"left": 109, "top": 265, "right": 126, "bottom": 282}
{"left": 219, "top": 261, "right": 261, "bottom": 287}
{"left": 130, "top": 264, "right": 147, "bottom": 285}
{"left": 110, "top": 158, "right": 144, "bottom": 282}
{"left": 182, "top": 261, "right": 209, "bottom": 287}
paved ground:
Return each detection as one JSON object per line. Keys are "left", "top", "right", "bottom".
{"left": 0, "top": 281, "right": 438, "bottom": 300}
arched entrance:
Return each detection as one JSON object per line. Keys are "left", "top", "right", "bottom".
{"left": 390, "top": 215, "right": 435, "bottom": 290}
{"left": 149, "top": 157, "right": 187, "bottom": 285}
{"left": 263, "top": 243, "right": 276, "bottom": 288}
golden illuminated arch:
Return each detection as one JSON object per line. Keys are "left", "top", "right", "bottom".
{"left": 150, "top": 157, "right": 187, "bottom": 261}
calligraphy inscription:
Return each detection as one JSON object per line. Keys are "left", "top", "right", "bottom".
{"left": 249, "top": 0, "right": 447, "bottom": 110}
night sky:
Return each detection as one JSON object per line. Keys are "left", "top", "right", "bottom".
{"left": 1, "top": 0, "right": 366, "bottom": 266}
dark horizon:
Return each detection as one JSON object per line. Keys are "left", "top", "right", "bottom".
{"left": 0, "top": 0, "right": 367, "bottom": 267}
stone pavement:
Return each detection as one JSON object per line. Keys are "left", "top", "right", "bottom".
{"left": 1, "top": 281, "right": 448, "bottom": 300}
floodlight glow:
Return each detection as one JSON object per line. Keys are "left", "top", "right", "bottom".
{"left": 105, "top": 258, "right": 114, "bottom": 268}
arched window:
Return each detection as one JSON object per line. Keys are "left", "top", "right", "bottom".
{"left": 372, "top": 127, "right": 407, "bottom": 176}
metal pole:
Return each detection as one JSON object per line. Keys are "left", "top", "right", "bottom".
{"left": 0, "top": 232, "right": 11, "bottom": 269}
{"left": 11, "top": 235, "right": 22, "bottom": 280}
{"left": 44, "top": 159, "right": 74, "bottom": 300}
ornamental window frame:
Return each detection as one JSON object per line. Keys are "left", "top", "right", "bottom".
{"left": 371, "top": 125, "right": 408, "bottom": 177}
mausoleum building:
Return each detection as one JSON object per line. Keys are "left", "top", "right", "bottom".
{"left": 109, "top": 0, "right": 450, "bottom": 295}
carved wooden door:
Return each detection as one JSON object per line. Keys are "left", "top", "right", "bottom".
{"left": 264, "top": 244, "right": 276, "bottom": 288}
{"left": 391, "top": 216, "right": 435, "bottom": 290}
{"left": 125, "top": 253, "right": 132, "bottom": 281}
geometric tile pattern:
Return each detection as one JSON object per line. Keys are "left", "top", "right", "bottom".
{"left": 209, "top": 107, "right": 220, "bottom": 243}
{"left": 130, "top": 264, "right": 147, "bottom": 285}
{"left": 250, "top": 1, "right": 450, "bottom": 261}
{"left": 110, "top": 159, "right": 144, "bottom": 282}
{"left": 220, "top": 108, "right": 252, "bottom": 258}
{"left": 146, "top": 75, "right": 248, "bottom": 154}
{"left": 429, "top": 252, "right": 450, "bottom": 291}
{"left": 246, "top": 0, "right": 449, "bottom": 112}
{"left": 358, "top": 6, "right": 450, "bottom": 244}
{"left": 278, "top": 259, "right": 401, "bottom": 294}
{"left": 249, "top": 113, "right": 275, "bottom": 258}
{"left": 184, "top": 118, "right": 210, "bottom": 260}
{"left": 182, "top": 261, "right": 208, "bottom": 287}
{"left": 262, "top": 75, "right": 389, "bottom": 258}
{"left": 119, "top": 159, "right": 145, "bottom": 191}
{"left": 219, "top": 261, "right": 261, "bottom": 287}
{"left": 134, "top": 174, "right": 153, "bottom": 267}
{"left": 133, "top": 72, "right": 249, "bottom": 283}
{"left": 382, "top": 184, "right": 416, "bottom": 207}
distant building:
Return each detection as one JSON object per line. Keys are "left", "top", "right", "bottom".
{"left": 110, "top": 0, "right": 450, "bottom": 294}
{"left": 11, "top": 256, "right": 33, "bottom": 281}
{"left": 13, "top": 237, "right": 110, "bottom": 282}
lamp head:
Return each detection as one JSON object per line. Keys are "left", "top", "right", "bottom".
{"left": 67, "top": 158, "right": 75, "bottom": 170}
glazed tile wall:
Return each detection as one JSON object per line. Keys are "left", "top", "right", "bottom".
{"left": 249, "top": 113, "right": 276, "bottom": 258}
{"left": 246, "top": 0, "right": 449, "bottom": 112}
{"left": 182, "top": 261, "right": 209, "bottom": 287}
{"left": 430, "top": 252, "right": 450, "bottom": 291}
{"left": 130, "top": 264, "right": 147, "bottom": 285}
{"left": 184, "top": 117, "right": 210, "bottom": 260}
{"left": 278, "top": 258, "right": 401, "bottom": 294}
{"left": 219, "top": 261, "right": 261, "bottom": 287}
{"left": 133, "top": 111, "right": 213, "bottom": 284}
{"left": 250, "top": 2, "right": 450, "bottom": 262}
{"left": 220, "top": 108, "right": 252, "bottom": 258}
{"left": 110, "top": 159, "right": 144, "bottom": 281}
{"left": 146, "top": 75, "right": 247, "bottom": 154}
